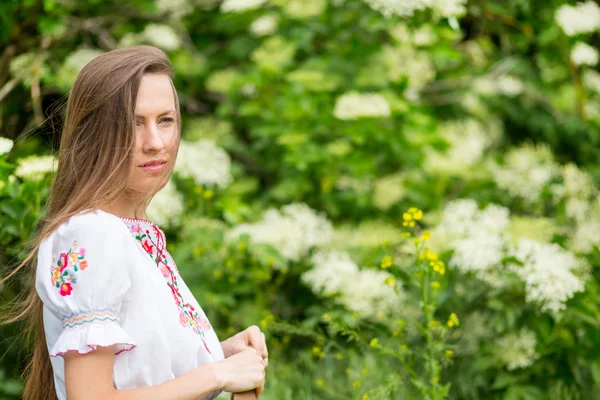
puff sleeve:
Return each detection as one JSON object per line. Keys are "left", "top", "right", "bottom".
{"left": 35, "top": 212, "right": 137, "bottom": 357}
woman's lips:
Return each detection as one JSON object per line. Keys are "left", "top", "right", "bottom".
{"left": 140, "top": 161, "right": 167, "bottom": 173}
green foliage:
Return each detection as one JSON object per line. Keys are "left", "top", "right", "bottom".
{"left": 2, "top": 0, "right": 600, "bottom": 399}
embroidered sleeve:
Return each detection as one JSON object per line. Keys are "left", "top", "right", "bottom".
{"left": 35, "top": 212, "right": 137, "bottom": 358}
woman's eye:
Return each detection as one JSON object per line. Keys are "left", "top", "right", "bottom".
{"left": 160, "top": 117, "right": 174, "bottom": 124}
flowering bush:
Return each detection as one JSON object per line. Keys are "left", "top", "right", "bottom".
{"left": 2, "top": 0, "right": 600, "bottom": 399}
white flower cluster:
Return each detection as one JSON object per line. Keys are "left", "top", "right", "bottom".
{"left": 510, "top": 238, "right": 585, "bottom": 313}
{"left": 496, "top": 328, "right": 539, "bottom": 371}
{"left": 553, "top": 163, "right": 596, "bottom": 222}
{"left": 303, "top": 250, "right": 401, "bottom": 319}
{"left": 0, "top": 137, "right": 14, "bottom": 155}
{"left": 141, "top": 24, "right": 182, "bottom": 51}
{"left": 65, "top": 48, "right": 104, "bottom": 73}
{"left": 363, "top": 0, "right": 466, "bottom": 18}
{"left": 221, "top": 0, "right": 266, "bottom": 13}
{"left": 14, "top": 155, "right": 56, "bottom": 180}
{"left": 249, "top": 15, "right": 278, "bottom": 37}
{"left": 474, "top": 75, "right": 524, "bottom": 97}
{"left": 435, "top": 200, "right": 510, "bottom": 281}
{"left": 155, "top": 0, "right": 193, "bottom": 19}
{"left": 555, "top": 1, "right": 600, "bottom": 36}
{"left": 333, "top": 92, "right": 391, "bottom": 120}
{"left": 282, "top": 0, "right": 327, "bottom": 19}
{"left": 424, "top": 119, "right": 500, "bottom": 177}
{"left": 227, "top": 203, "right": 333, "bottom": 262}
{"left": 571, "top": 42, "right": 599, "bottom": 66}
{"left": 147, "top": 179, "right": 185, "bottom": 229}
{"left": 175, "top": 139, "right": 232, "bottom": 188}
{"left": 383, "top": 45, "right": 435, "bottom": 89}
{"left": 584, "top": 70, "right": 600, "bottom": 94}
{"left": 490, "top": 143, "right": 558, "bottom": 204}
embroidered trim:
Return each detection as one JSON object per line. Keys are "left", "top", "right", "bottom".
{"left": 121, "top": 218, "right": 213, "bottom": 354}
{"left": 50, "top": 240, "right": 88, "bottom": 296}
{"left": 61, "top": 308, "right": 120, "bottom": 330}
{"left": 50, "top": 343, "right": 137, "bottom": 358}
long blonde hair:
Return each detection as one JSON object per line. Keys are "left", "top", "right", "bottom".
{"left": 1, "top": 45, "right": 181, "bottom": 400}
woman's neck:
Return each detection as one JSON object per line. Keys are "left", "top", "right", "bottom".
{"left": 99, "top": 194, "right": 148, "bottom": 220}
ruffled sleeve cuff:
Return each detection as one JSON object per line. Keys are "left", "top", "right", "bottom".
{"left": 50, "top": 310, "right": 137, "bottom": 357}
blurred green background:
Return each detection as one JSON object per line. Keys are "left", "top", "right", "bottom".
{"left": 2, "top": 0, "right": 600, "bottom": 399}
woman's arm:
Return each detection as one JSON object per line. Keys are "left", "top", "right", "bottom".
{"left": 64, "top": 345, "right": 265, "bottom": 400}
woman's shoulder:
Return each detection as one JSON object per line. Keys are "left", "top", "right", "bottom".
{"left": 46, "top": 209, "right": 131, "bottom": 244}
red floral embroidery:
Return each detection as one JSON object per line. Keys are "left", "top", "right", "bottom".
{"left": 123, "top": 218, "right": 213, "bottom": 353}
{"left": 51, "top": 241, "right": 88, "bottom": 297}
{"left": 59, "top": 282, "right": 73, "bottom": 296}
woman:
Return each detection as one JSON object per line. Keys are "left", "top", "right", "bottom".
{"left": 4, "top": 46, "right": 267, "bottom": 400}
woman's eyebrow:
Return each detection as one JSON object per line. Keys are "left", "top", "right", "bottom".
{"left": 134, "top": 109, "right": 176, "bottom": 119}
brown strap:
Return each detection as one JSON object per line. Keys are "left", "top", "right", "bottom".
{"left": 232, "top": 390, "right": 257, "bottom": 400}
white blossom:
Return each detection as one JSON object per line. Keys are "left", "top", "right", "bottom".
{"left": 495, "top": 76, "right": 525, "bottom": 96}
{"left": 303, "top": 250, "right": 402, "bottom": 319}
{"left": 147, "top": 179, "right": 185, "bottom": 229}
{"left": 571, "top": 42, "right": 599, "bottom": 66}
{"left": 383, "top": 45, "right": 435, "bottom": 89}
{"left": 175, "top": 139, "right": 232, "bottom": 188}
{"left": 155, "top": 0, "right": 192, "bottom": 18}
{"left": 221, "top": 0, "right": 267, "bottom": 13}
{"left": 14, "top": 155, "right": 56, "bottom": 179}
{"left": 141, "top": 24, "right": 182, "bottom": 51}
{"left": 65, "top": 48, "right": 104, "bottom": 73}
{"left": 555, "top": 1, "right": 600, "bottom": 36}
{"left": 373, "top": 173, "right": 406, "bottom": 210}
{"left": 333, "top": 92, "right": 391, "bottom": 120}
{"left": 583, "top": 70, "right": 600, "bottom": 94}
{"left": 227, "top": 203, "right": 333, "bottom": 262}
{"left": 0, "top": 138, "right": 14, "bottom": 155}
{"left": 363, "top": 0, "right": 465, "bottom": 18}
{"left": 424, "top": 119, "right": 500, "bottom": 177}
{"left": 510, "top": 238, "right": 585, "bottom": 312}
{"left": 569, "top": 216, "right": 600, "bottom": 253}
{"left": 430, "top": 0, "right": 467, "bottom": 18}
{"left": 496, "top": 328, "right": 539, "bottom": 371}
{"left": 435, "top": 200, "right": 510, "bottom": 279}
{"left": 249, "top": 15, "right": 278, "bottom": 37}
{"left": 490, "top": 143, "right": 558, "bottom": 204}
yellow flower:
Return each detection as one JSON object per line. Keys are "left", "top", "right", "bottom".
{"left": 193, "top": 246, "right": 204, "bottom": 256}
{"left": 312, "top": 346, "right": 322, "bottom": 356}
{"left": 409, "top": 221, "right": 415, "bottom": 228}
{"left": 384, "top": 277, "right": 395, "bottom": 286}
{"left": 345, "top": 368, "right": 351, "bottom": 375}
{"left": 370, "top": 338, "right": 379, "bottom": 348}
{"left": 413, "top": 238, "right": 420, "bottom": 245}
{"left": 447, "top": 313, "right": 460, "bottom": 328}
{"left": 382, "top": 239, "right": 389, "bottom": 247}
{"left": 363, "top": 394, "right": 369, "bottom": 400}
{"left": 430, "top": 281, "right": 440, "bottom": 289}
{"left": 237, "top": 242, "right": 247, "bottom": 251}
{"left": 402, "top": 232, "right": 411, "bottom": 238}
{"left": 361, "top": 368, "right": 368, "bottom": 376}
{"left": 428, "top": 320, "right": 440, "bottom": 329}
{"left": 380, "top": 255, "right": 393, "bottom": 269}
{"left": 413, "top": 209, "right": 423, "bottom": 220}
{"left": 421, "top": 230, "right": 431, "bottom": 241}
{"left": 425, "top": 250, "right": 438, "bottom": 261}
{"left": 335, "top": 352, "right": 344, "bottom": 360}
{"left": 322, "top": 313, "right": 331, "bottom": 321}
{"left": 403, "top": 212, "right": 413, "bottom": 222}
{"left": 445, "top": 349, "right": 454, "bottom": 359}
{"left": 401, "top": 344, "right": 408, "bottom": 351}
{"left": 353, "top": 381, "right": 361, "bottom": 389}
{"left": 377, "top": 311, "right": 384, "bottom": 319}
{"left": 430, "top": 260, "right": 446, "bottom": 275}
{"left": 316, "top": 379, "right": 325, "bottom": 388}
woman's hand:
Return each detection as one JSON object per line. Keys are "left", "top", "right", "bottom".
{"left": 212, "top": 347, "right": 265, "bottom": 396}
{"left": 221, "top": 325, "right": 268, "bottom": 367}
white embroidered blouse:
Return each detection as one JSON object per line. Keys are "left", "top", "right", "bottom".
{"left": 35, "top": 209, "right": 225, "bottom": 400}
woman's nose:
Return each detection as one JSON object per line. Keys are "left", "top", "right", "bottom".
{"left": 142, "top": 123, "right": 165, "bottom": 153}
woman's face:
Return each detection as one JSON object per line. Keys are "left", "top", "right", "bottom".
{"left": 128, "top": 73, "right": 179, "bottom": 195}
